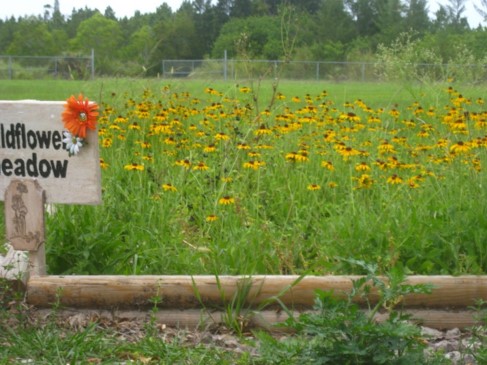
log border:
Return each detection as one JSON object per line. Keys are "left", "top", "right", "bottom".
{"left": 24, "top": 274, "right": 487, "bottom": 329}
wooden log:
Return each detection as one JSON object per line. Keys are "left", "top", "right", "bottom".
{"left": 27, "top": 275, "right": 487, "bottom": 310}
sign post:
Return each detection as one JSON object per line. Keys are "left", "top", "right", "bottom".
{"left": 1, "top": 99, "right": 101, "bottom": 278}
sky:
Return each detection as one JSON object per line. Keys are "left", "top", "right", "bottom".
{"left": 0, "top": 0, "right": 485, "bottom": 27}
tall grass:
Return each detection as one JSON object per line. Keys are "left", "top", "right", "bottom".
{"left": 1, "top": 79, "right": 486, "bottom": 275}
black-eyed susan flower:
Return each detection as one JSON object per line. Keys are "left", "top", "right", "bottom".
{"left": 389, "top": 108, "right": 400, "bottom": 118}
{"left": 129, "top": 122, "right": 141, "bottom": 130}
{"left": 140, "top": 141, "right": 152, "bottom": 149}
{"left": 321, "top": 161, "right": 335, "bottom": 171}
{"left": 338, "top": 146, "right": 360, "bottom": 159}
{"left": 243, "top": 160, "right": 266, "bottom": 170}
{"left": 203, "top": 144, "right": 217, "bottom": 153}
{"left": 355, "top": 162, "right": 371, "bottom": 172}
{"left": 114, "top": 115, "right": 128, "bottom": 124}
{"left": 378, "top": 140, "right": 396, "bottom": 154}
{"left": 162, "top": 183, "right": 177, "bottom": 192}
{"left": 355, "top": 174, "right": 374, "bottom": 189}
{"left": 255, "top": 124, "right": 272, "bottom": 136}
{"left": 206, "top": 214, "right": 218, "bottom": 222}
{"left": 237, "top": 142, "right": 251, "bottom": 150}
{"left": 407, "top": 178, "right": 420, "bottom": 189}
{"left": 193, "top": 161, "right": 209, "bottom": 171}
{"left": 307, "top": 184, "right": 321, "bottom": 191}
{"left": 450, "top": 119, "right": 468, "bottom": 133}
{"left": 175, "top": 159, "right": 191, "bottom": 169}
{"left": 215, "top": 132, "right": 230, "bottom": 141}
{"left": 285, "top": 151, "right": 309, "bottom": 162}
{"left": 387, "top": 174, "right": 403, "bottom": 185}
{"left": 450, "top": 141, "right": 470, "bottom": 154}
{"left": 124, "top": 163, "right": 144, "bottom": 171}
{"left": 219, "top": 196, "right": 235, "bottom": 205}
{"left": 100, "top": 158, "right": 109, "bottom": 169}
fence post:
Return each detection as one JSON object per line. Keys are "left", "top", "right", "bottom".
{"left": 8, "top": 56, "right": 12, "bottom": 80}
{"left": 224, "top": 50, "right": 228, "bottom": 81}
{"left": 90, "top": 48, "right": 95, "bottom": 80}
{"left": 316, "top": 62, "right": 320, "bottom": 81}
{"left": 54, "top": 57, "right": 58, "bottom": 78}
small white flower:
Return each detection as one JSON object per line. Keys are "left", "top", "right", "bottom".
{"left": 63, "top": 131, "right": 83, "bottom": 156}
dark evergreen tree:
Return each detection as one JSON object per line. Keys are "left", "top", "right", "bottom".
{"left": 404, "top": 0, "right": 430, "bottom": 34}
{"left": 433, "top": 0, "right": 469, "bottom": 31}
{"left": 231, "top": 0, "right": 253, "bottom": 17}
{"left": 345, "top": 0, "right": 381, "bottom": 36}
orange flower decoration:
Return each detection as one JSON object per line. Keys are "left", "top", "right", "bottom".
{"left": 62, "top": 94, "right": 98, "bottom": 138}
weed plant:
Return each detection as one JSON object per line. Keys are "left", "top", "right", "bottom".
{"left": 1, "top": 80, "right": 486, "bottom": 275}
{"left": 254, "top": 260, "right": 448, "bottom": 365}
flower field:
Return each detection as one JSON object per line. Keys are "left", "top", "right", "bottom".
{"left": 32, "top": 81, "right": 487, "bottom": 275}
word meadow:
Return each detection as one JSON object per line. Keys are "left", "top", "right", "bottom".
{"left": 0, "top": 123, "right": 68, "bottom": 179}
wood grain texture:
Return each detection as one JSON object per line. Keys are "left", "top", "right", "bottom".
{"left": 26, "top": 275, "right": 487, "bottom": 310}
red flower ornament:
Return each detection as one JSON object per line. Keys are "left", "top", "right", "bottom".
{"left": 62, "top": 94, "right": 98, "bottom": 138}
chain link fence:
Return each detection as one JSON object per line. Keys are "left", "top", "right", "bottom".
{"left": 162, "top": 59, "right": 487, "bottom": 83}
{"left": 0, "top": 52, "right": 95, "bottom": 80}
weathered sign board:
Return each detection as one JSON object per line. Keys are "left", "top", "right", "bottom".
{"left": 1, "top": 100, "right": 101, "bottom": 276}
{"left": 0, "top": 100, "right": 101, "bottom": 204}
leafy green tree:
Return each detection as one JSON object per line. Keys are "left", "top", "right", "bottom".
{"left": 148, "top": 3, "right": 201, "bottom": 75}
{"left": 211, "top": 16, "right": 281, "bottom": 59}
{"left": 70, "top": 13, "right": 123, "bottom": 73}
{"left": 120, "top": 24, "right": 157, "bottom": 70}
{"left": 64, "top": 7, "right": 98, "bottom": 38}
{"left": 0, "top": 18, "right": 18, "bottom": 54}
{"left": 7, "top": 18, "right": 57, "bottom": 55}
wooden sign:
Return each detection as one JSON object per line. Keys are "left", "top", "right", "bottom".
{"left": 5, "top": 179, "right": 45, "bottom": 251}
{"left": 0, "top": 100, "right": 101, "bottom": 205}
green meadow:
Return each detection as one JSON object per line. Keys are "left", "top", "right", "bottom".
{"left": 1, "top": 78, "right": 486, "bottom": 275}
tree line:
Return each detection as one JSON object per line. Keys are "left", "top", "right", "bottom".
{"left": 1, "top": 0, "right": 486, "bottom": 77}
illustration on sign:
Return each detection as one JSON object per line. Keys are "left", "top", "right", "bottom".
{"left": 11, "top": 182, "right": 28, "bottom": 237}
{"left": 5, "top": 179, "right": 45, "bottom": 251}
